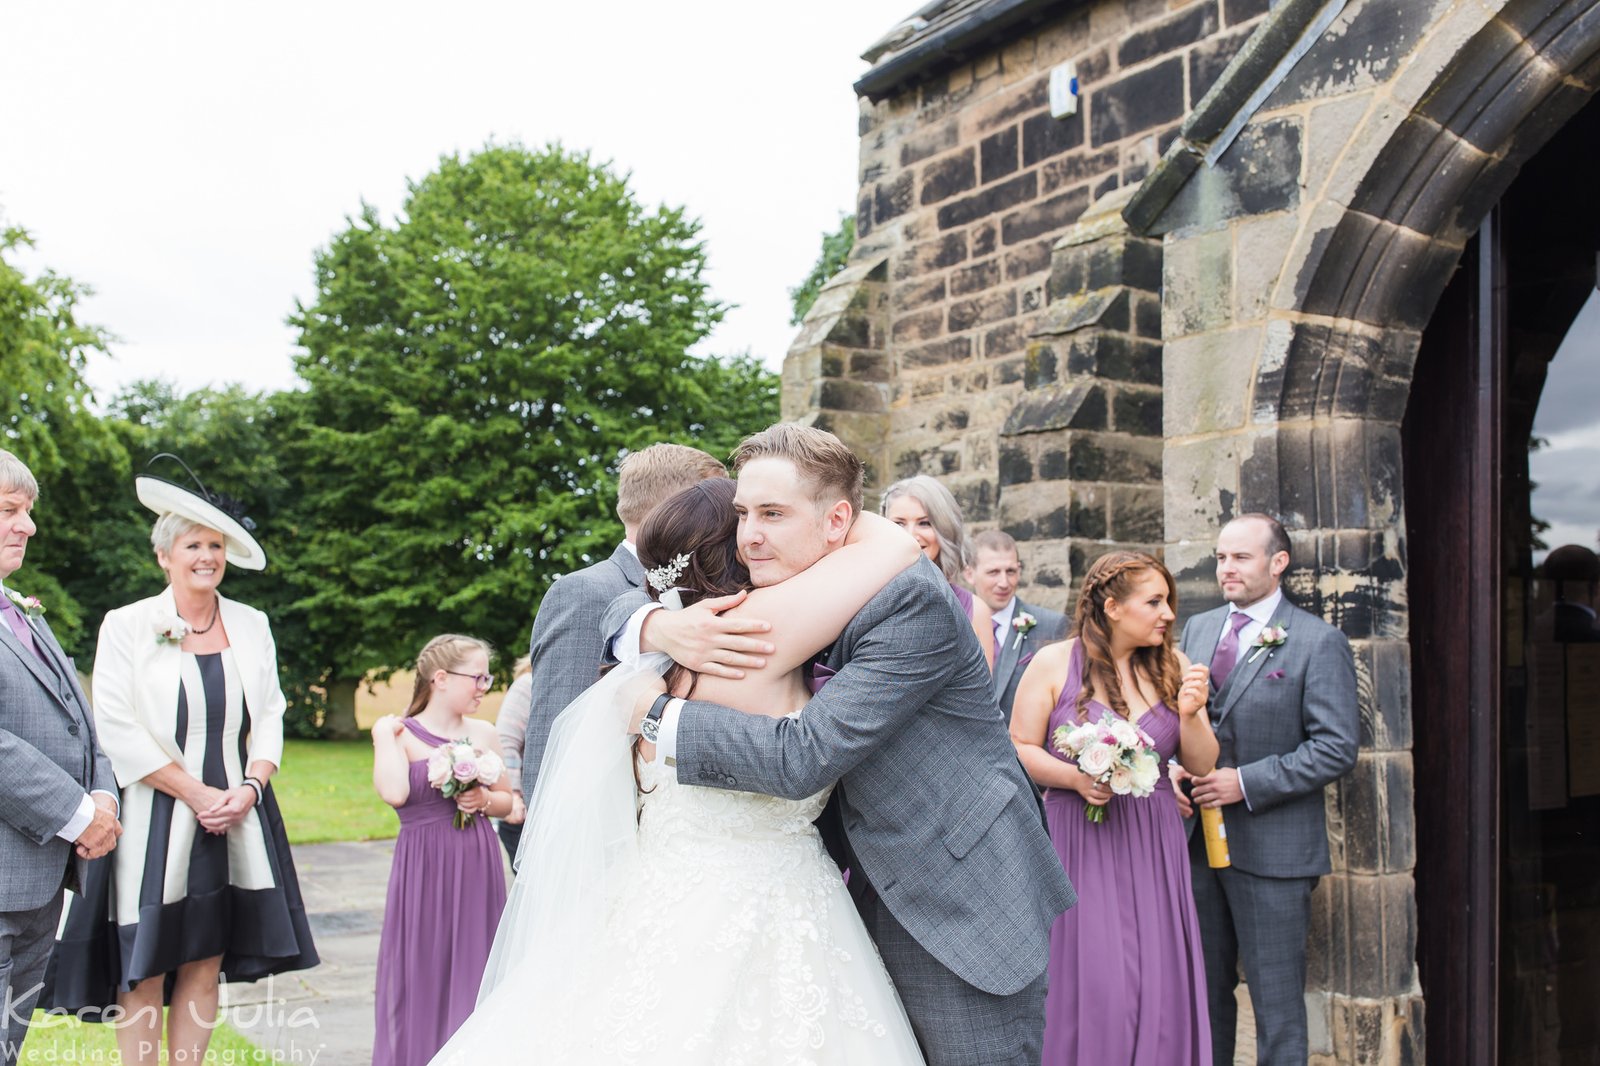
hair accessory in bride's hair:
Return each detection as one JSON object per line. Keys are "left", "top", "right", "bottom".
{"left": 646, "top": 552, "right": 692, "bottom": 593}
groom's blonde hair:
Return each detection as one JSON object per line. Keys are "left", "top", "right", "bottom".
{"left": 616, "top": 444, "right": 726, "bottom": 527}
{"left": 731, "top": 424, "right": 864, "bottom": 516}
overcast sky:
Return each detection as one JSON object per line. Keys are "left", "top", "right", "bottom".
{"left": 1532, "top": 292, "right": 1600, "bottom": 560}
{"left": 1, "top": 0, "right": 916, "bottom": 401}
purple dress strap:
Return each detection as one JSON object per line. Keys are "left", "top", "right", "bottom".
{"left": 949, "top": 582, "right": 974, "bottom": 619}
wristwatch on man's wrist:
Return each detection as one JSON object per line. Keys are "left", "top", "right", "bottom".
{"left": 640, "top": 693, "right": 672, "bottom": 744}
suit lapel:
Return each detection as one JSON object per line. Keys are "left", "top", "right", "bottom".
{"left": 1215, "top": 607, "right": 1293, "bottom": 723}
{"left": 1187, "top": 608, "right": 1226, "bottom": 690}
{"left": 0, "top": 615, "right": 64, "bottom": 701}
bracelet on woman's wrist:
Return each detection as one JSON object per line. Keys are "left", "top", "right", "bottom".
{"left": 242, "top": 777, "right": 264, "bottom": 806}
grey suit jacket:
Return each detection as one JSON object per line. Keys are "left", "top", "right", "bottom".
{"left": 1179, "top": 598, "right": 1359, "bottom": 879}
{"left": 993, "top": 596, "right": 1069, "bottom": 723}
{"left": 521, "top": 544, "right": 644, "bottom": 799}
{"left": 673, "top": 556, "right": 1076, "bottom": 996}
{"left": 0, "top": 597, "right": 115, "bottom": 911}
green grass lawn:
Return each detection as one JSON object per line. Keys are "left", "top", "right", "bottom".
{"left": 273, "top": 738, "right": 399, "bottom": 844}
{"left": 23, "top": 1011, "right": 272, "bottom": 1064}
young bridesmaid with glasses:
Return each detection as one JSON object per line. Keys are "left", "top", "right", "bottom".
{"left": 371, "top": 634, "right": 512, "bottom": 1066}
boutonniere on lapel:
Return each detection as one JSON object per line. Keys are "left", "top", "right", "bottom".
{"left": 1011, "top": 612, "right": 1038, "bottom": 650}
{"left": 154, "top": 617, "right": 190, "bottom": 646}
{"left": 4, "top": 588, "right": 45, "bottom": 620}
{"left": 1245, "top": 623, "right": 1288, "bottom": 664}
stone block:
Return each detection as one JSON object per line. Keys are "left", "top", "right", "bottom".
{"left": 1112, "top": 387, "right": 1162, "bottom": 436}
{"left": 1002, "top": 187, "right": 1091, "bottom": 245}
{"left": 899, "top": 120, "right": 960, "bottom": 167}
{"left": 994, "top": 355, "right": 1026, "bottom": 383}
{"left": 1306, "top": 93, "right": 1376, "bottom": 204}
{"left": 1163, "top": 434, "right": 1246, "bottom": 544}
{"left": 1094, "top": 172, "right": 1120, "bottom": 202}
{"left": 1034, "top": 288, "right": 1131, "bottom": 335}
{"left": 1063, "top": 333, "right": 1162, "bottom": 385}
{"left": 1117, "top": 2, "right": 1219, "bottom": 68}
{"left": 1071, "top": 491, "right": 1108, "bottom": 539}
{"left": 1049, "top": 233, "right": 1163, "bottom": 300}
{"left": 950, "top": 259, "right": 1002, "bottom": 296}
{"left": 894, "top": 232, "right": 968, "bottom": 280}
{"left": 849, "top": 351, "right": 889, "bottom": 382}
{"left": 1069, "top": 432, "right": 1161, "bottom": 482}
{"left": 937, "top": 171, "right": 1039, "bottom": 230}
{"left": 920, "top": 148, "right": 978, "bottom": 205}
{"left": 1025, "top": 345, "right": 1057, "bottom": 389}
{"left": 1222, "top": 0, "right": 1270, "bottom": 24}
{"left": 900, "top": 336, "right": 972, "bottom": 369}
{"left": 985, "top": 321, "right": 1028, "bottom": 357}
{"left": 1041, "top": 147, "right": 1119, "bottom": 194}
{"left": 1159, "top": 115, "right": 1304, "bottom": 231}
{"left": 981, "top": 126, "right": 1020, "bottom": 183}
{"left": 965, "top": 73, "right": 1049, "bottom": 136}
{"left": 1021, "top": 110, "right": 1085, "bottom": 167}
{"left": 874, "top": 172, "right": 914, "bottom": 225}
{"left": 1090, "top": 57, "right": 1185, "bottom": 147}
{"left": 892, "top": 308, "right": 944, "bottom": 344}
{"left": 1338, "top": 752, "right": 1416, "bottom": 877}
{"left": 1004, "top": 382, "right": 1108, "bottom": 435}
{"left": 998, "top": 444, "right": 1034, "bottom": 486}
{"left": 1189, "top": 22, "right": 1257, "bottom": 100}
{"left": 1162, "top": 326, "right": 1261, "bottom": 437}
{"left": 817, "top": 379, "right": 887, "bottom": 414}
{"left": 1110, "top": 484, "right": 1163, "bottom": 541}
{"left": 1265, "top": 0, "right": 1444, "bottom": 109}
{"left": 892, "top": 277, "right": 946, "bottom": 313}
{"left": 1033, "top": 6, "right": 1094, "bottom": 67}
{"left": 948, "top": 289, "right": 1017, "bottom": 333}
{"left": 1233, "top": 211, "right": 1300, "bottom": 324}
{"left": 1163, "top": 226, "right": 1235, "bottom": 338}
{"left": 1005, "top": 238, "right": 1055, "bottom": 280}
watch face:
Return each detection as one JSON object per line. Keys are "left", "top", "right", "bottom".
{"left": 641, "top": 717, "right": 660, "bottom": 743}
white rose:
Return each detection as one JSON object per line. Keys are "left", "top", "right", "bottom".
{"left": 426, "top": 751, "right": 452, "bottom": 789}
{"left": 476, "top": 750, "right": 504, "bottom": 785}
{"left": 1108, "top": 718, "right": 1140, "bottom": 749}
{"left": 1109, "top": 763, "right": 1136, "bottom": 795}
{"left": 1078, "top": 743, "right": 1115, "bottom": 779}
{"left": 1128, "top": 753, "right": 1161, "bottom": 796}
{"left": 1063, "top": 723, "right": 1098, "bottom": 754}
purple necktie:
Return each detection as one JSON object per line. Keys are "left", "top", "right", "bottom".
{"left": 807, "top": 663, "right": 837, "bottom": 695}
{"left": 1210, "top": 611, "right": 1252, "bottom": 689}
{"left": 1, "top": 596, "right": 45, "bottom": 663}
{"left": 993, "top": 618, "right": 1004, "bottom": 646}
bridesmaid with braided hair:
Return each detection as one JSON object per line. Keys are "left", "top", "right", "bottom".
{"left": 1010, "top": 550, "right": 1218, "bottom": 1065}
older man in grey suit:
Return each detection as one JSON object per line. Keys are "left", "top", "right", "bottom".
{"left": 0, "top": 451, "right": 119, "bottom": 1064}
{"left": 517, "top": 443, "right": 725, "bottom": 813}
{"left": 617, "top": 425, "right": 1075, "bottom": 1066}
{"left": 964, "top": 530, "right": 1068, "bottom": 722}
{"left": 1175, "top": 513, "right": 1359, "bottom": 1066}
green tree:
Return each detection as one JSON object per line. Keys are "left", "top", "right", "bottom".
{"left": 789, "top": 214, "right": 856, "bottom": 324}
{"left": 0, "top": 223, "right": 124, "bottom": 653}
{"left": 289, "top": 142, "right": 774, "bottom": 735}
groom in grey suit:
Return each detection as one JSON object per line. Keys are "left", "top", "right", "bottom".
{"left": 0, "top": 451, "right": 120, "bottom": 1064}
{"left": 619, "top": 424, "right": 1075, "bottom": 1066}
{"left": 1176, "top": 513, "right": 1359, "bottom": 1066}
{"left": 964, "top": 530, "right": 1068, "bottom": 723}
{"left": 518, "top": 444, "right": 726, "bottom": 809}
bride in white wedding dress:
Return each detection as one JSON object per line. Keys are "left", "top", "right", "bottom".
{"left": 431, "top": 477, "right": 927, "bottom": 1065}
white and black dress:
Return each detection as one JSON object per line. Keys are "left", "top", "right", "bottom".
{"left": 45, "top": 645, "right": 317, "bottom": 1013}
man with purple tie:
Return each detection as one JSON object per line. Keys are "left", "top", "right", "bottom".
{"left": 0, "top": 450, "right": 120, "bottom": 1065}
{"left": 1176, "top": 513, "right": 1359, "bottom": 1066}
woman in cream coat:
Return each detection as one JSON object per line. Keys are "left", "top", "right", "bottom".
{"left": 46, "top": 466, "right": 317, "bottom": 1066}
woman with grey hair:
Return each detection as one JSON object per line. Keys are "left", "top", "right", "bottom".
{"left": 881, "top": 475, "right": 997, "bottom": 669}
{"left": 46, "top": 459, "right": 316, "bottom": 1066}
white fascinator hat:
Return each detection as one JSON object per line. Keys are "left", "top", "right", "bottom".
{"left": 134, "top": 454, "right": 268, "bottom": 571}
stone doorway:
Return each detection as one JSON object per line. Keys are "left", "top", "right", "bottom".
{"left": 1406, "top": 91, "right": 1600, "bottom": 1065}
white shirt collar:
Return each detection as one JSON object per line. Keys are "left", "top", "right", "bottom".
{"left": 991, "top": 596, "right": 1017, "bottom": 631}
{"left": 1229, "top": 586, "right": 1284, "bottom": 626}
{"left": 620, "top": 540, "right": 638, "bottom": 558}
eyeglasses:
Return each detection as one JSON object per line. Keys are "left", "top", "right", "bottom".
{"left": 444, "top": 670, "right": 495, "bottom": 689}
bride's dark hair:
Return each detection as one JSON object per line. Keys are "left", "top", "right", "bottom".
{"left": 633, "top": 479, "right": 750, "bottom": 785}
{"left": 636, "top": 477, "right": 749, "bottom": 612}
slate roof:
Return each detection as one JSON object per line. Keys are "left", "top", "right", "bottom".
{"left": 856, "top": 0, "right": 1089, "bottom": 101}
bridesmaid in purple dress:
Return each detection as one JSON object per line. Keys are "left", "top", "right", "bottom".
{"left": 370, "top": 635, "right": 511, "bottom": 1066}
{"left": 1010, "top": 551, "right": 1218, "bottom": 1065}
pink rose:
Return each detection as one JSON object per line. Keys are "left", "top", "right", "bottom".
{"left": 453, "top": 759, "right": 479, "bottom": 782}
{"left": 1109, "top": 764, "right": 1135, "bottom": 795}
{"left": 1078, "top": 744, "right": 1114, "bottom": 778}
{"left": 475, "top": 751, "right": 503, "bottom": 786}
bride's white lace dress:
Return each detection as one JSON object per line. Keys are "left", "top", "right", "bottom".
{"left": 431, "top": 680, "right": 924, "bottom": 1065}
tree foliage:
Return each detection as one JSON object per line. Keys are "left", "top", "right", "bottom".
{"left": 287, "top": 142, "right": 770, "bottom": 694}
{"left": 789, "top": 214, "right": 856, "bottom": 324}
{"left": 0, "top": 224, "right": 122, "bottom": 652}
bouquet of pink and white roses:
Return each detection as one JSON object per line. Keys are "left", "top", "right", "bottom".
{"left": 426, "top": 739, "right": 505, "bottom": 830}
{"left": 1051, "top": 712, "right": 1162, "bottom": 824}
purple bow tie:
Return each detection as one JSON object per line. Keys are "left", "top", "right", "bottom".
{"left": 808, "top": 663, "right": 837, "bottom": 694}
